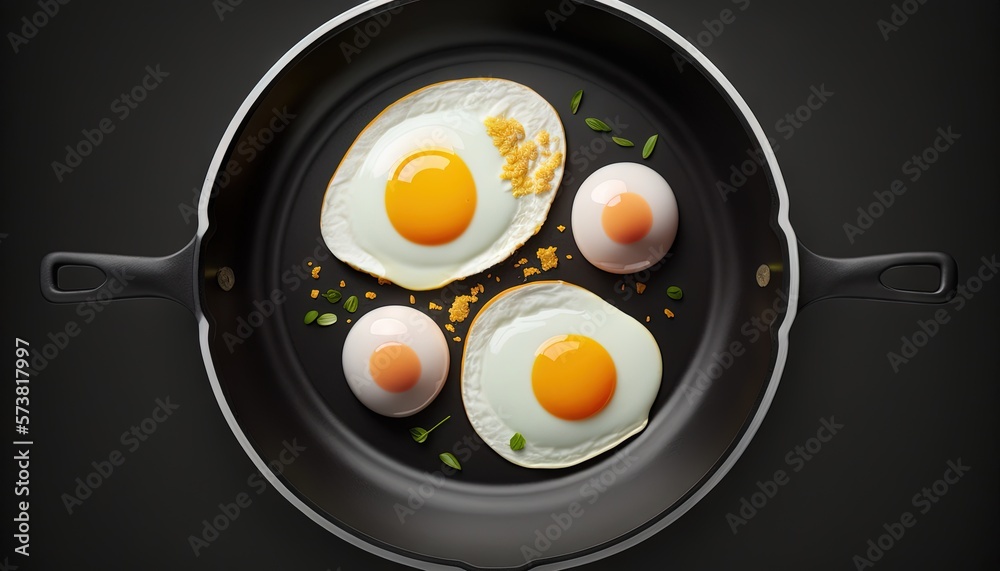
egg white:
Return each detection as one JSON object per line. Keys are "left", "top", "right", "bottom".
{"left": 321, "top": 78, "right": 566, "bottom": 291}
{"left": 461, "top": 281, "right": 662, "bottom": 468}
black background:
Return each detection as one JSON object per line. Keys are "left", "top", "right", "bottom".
{"left": 2, "top": 0, "right": 997, "bottom": 569}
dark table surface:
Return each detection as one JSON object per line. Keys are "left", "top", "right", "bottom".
{"left": 2, "top": 0, "right": 997, "bottom": 569}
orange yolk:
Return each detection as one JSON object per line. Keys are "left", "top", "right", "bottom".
{"left": 385, "top": 149, "right": 477, "bottom": 245}
{"left": 531, "top": 334, "right": 616, "bottom": 421}
{"left": 601, "top": 192, "right": 653, "bottom": 244}
{"left": 369, "top": 342, "right": 421, "bottom": 393}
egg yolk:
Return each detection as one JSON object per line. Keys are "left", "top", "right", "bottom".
{"left": 531, "top": 334, "right": 616, "bottom": 421}
{"left": 601, "top": 192, "right": 653, "bottom": 244}
{"left": 385, "top": 149, "right": 477, "bottom": 245}
{"left": 369, "top": 342, "right": 421, "bottom": 393}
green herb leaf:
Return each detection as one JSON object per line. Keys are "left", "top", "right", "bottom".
{"left": 585, "top": 118, "right": 612, "bottom": 132}
{"left": 316, "top": 313, "right": 338, "bottom": 326}
{"left": 409, "top": 427, "right": 429, "bottom": 443}
{"left": 510, "top": 433, "right": 526, "bottom": 451}
{"left": 344, "top": 295, "right": 360, "bottom": 313}
{"left": 570, "top": 90, "right": 584, "bottom": 115}
{"left": 666, "top": 286, "right": 683, "bottom": 300}
{"left": 304, "top": 310, "right": 319, "bottom": 325}
{"left": 409, "top": 415, "right": 450, "bottom": 444}
{"left": 612, "top": 136, "right": 634, "bottom": 147}
{"left": 439, "top": 452, "right": 462, "bottom": 471}
{"left": 642, "top": 134, "right": 659, "bottom": 159}
{"left": 323, "top": 289, "right": 342, "bottom": 304}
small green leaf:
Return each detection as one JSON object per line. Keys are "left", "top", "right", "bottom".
{"left": 510, "top": 433, "right": 526, "bottom": 451}
{"left": 642, "top": 134, "right": 659, "bottom": 159}
{"left": 410, "top": 428, "right": 429, "bottom": 443}
{"left": 570, "top": 90, "right": 584, "bottom": 115}
{"left": 667, "top": 286, "right": 683, "bottom": 300}
{"left": 585, "top": 117, "right": 612, "bottom": 132}
{"left": 344, "top": 295, "right": 360, "bottom": 313}
{"left": 304, "top": 310, "right": 319, "bottom": 325}
{"left": 439, "top": 452, "right": 462, "bottom": 471}
{"left": 316, "top": 313, "right": 338, "bottom": 326}
{"left": 612, "top": 136, "right": 634, "bottom": 148}
{"left": 323, "top": 289, "right": 342, "bottom": 304}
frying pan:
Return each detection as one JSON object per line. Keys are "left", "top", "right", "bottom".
{"left": 39, "top": 0, "right": 958, "bottom": 568}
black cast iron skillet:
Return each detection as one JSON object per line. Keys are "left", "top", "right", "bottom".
{"left": 39, "top": 0, "right": 957, "bottom": 568}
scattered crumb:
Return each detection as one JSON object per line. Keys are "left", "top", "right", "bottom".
{"left": 471, "top": 283, "right": 485, "bottom": 295}
{"left": 453, "top": 336, "right": 462, "bottom": 343}
{"left": 365, "top": 291, "right": 377, "bottom": 300}
{"left": 557, "top": 225, "right": 566, "bottom": 233}
{"left": 484, "top": 117, "right": 562, "bottom": 198}
{"left": 620, "top": 283, "right": 626, "bottom": 292}
{"left": 449, "top": 294, "right": 479, "bottom": 323}
{"left": 537, "top": 247, "right": 559, "bottom": 271}
{"left": 487, "top": 274, "right": 492, "bottom": 279}
{"left": 645, "top": 316, "right": 650, "bottom": 323}
{"left": 514, "top": 258, "right": 529, "bottom": 269}
{"left": 307, "top": 261, "right": 313, "bottom": 267}
{"left": 409, "top": 295, "right": 416, "bottom": 305}
{"left": 311, "top": 266, "right": 321, "bottom": 279}
{"left": 523, "top": 267, "right": 541, "bottom": 278}
{"left": 310, "top": 289, "right": 320, "bottom": 299}
{"left": 445, "top": 324, "right": 456, "bottom": 333}
{"left": 377, "top": 277, "right": 392, "bottom": 286}
{"left": 429, "top": 302, "right": 443, "bottom": 311}
{"left": 346, "top": 319, "right": 352, "bottom": 324}
{"left": 664, "top": 308, "right": 675, "bottom": 319}
{"left": 636, "top": 283, "right": 647, "bottom": 294}
{"left": 339, "top": 280, "right": 346, "bottom": 288}
{"left": 496, "top": 276, "right": 501, "bottom": 283}
{"left": 565, "top": 254, "right": 573, "bottom": 260}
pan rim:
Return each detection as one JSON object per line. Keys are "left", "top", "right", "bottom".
{"left": 192, "top": 0, "right": 801, "bottom": 568}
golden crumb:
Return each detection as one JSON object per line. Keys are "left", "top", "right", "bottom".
{"left": 445, "top": 324, "right": 455, "bottom": 333}
{"left": 472, "top": 283, "right": 485, "bottom": 295}
{"left": 429, "top": 302, "right": 443, "bottom": 311}
{"left": 514, "top": 258, "right": 529, "bottom": 269}
{"left": 566, "top": 254, "right": 573, "bottom": 260}
{"left": 310, "top": 289, "right": 320, "bottom": 299}
{"left": 636, "top": 283, "right": 647, "bottom": 294}
{"left": 620, "top": 283, "right": 626, "bottom": 292}
{"left": 365, "top": 291, "right": 377, "bottom": 300}
{"left": 537, "top": 247, "right": 559, "bottom": 271}
{"left": 557, "top": 225, "right": 566, "bottom": 233}
{"left": 346, "top": 319, "right": 352, "bottom": 324}
{"left": 523, "top": 267, "right": 541, "bottom": 278}
{"left": 487, "top": 274, "right": 492, "bottom": 279}
{"left": 453, "top": 336, "right": 462, "bottom": 343}
{"left": 645, "top": 316, "right": 651, "bottom": 323}
{"left": 664, "top": 308, "right": 675, "bottom": 319}
{"left": 377, "top": 277, "right": 392, "bottom": 286}
{"left": 307, "top": 261, "right": 313, "bottom": 267}
{"left": 409, "top": 295, "right": 415, "bottom": 305}
{"left": 484, "top": 116, "right": 562, "bottom": 198}
{"left": 311, "top": 266, "right": 321, "bottom": 279}
{"left": 449, "top": 294, "right": 480, "bottom": 323}
{"left": 496, "top": 276, "right": 501, "bottom": 282}
{"left": 339, "top": 280, "right": 346, "bottom": 288}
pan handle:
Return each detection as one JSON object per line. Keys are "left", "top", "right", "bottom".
{"left": 40, "top": 237, "right": 197, "bottom": 314}
{"left": 797, "top": 243, "right": 957, "bottom": 310}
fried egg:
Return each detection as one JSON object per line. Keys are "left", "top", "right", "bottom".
{"left": 571, "top": 162, "right": 678, "bottom": 274}
{"left": 461, "top": 281, "right": 662, "bottom": 468}
{"left": 321, "top": 78, "right": 566, "bottom": 291}
{"left": 342, "top": 306, "right": 449, "bottom": 417}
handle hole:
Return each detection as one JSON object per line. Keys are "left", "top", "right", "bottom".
{"left": 880, "top": 265, "right": 941, "bottom": 293}
{"left": 57, "top": 265, "right": 107, "bottom": 291}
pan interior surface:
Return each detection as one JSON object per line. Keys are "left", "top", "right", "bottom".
{"left": 197, "top": 0, "right": 790, "bottom": 568}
